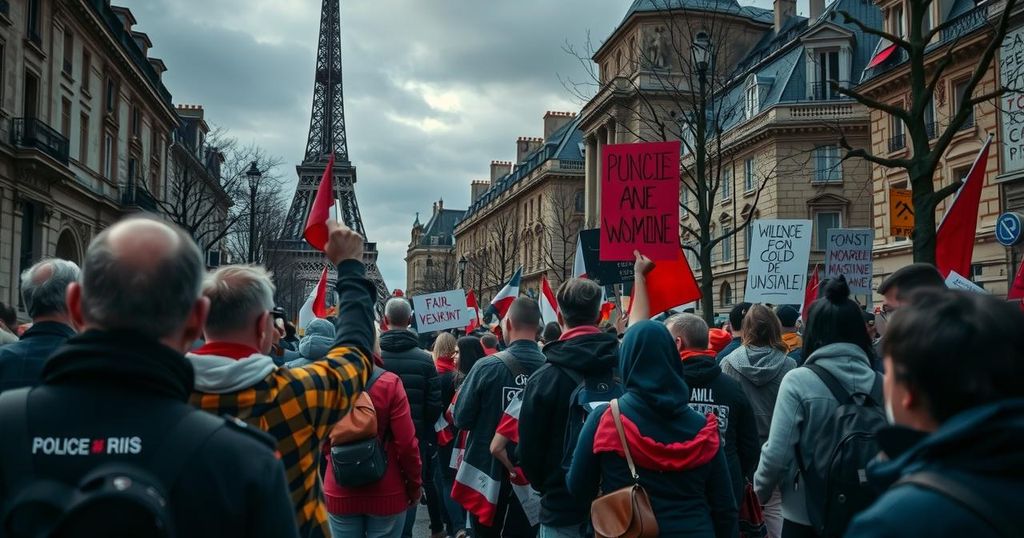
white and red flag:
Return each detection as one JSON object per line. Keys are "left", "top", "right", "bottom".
{"left": 487, "top": 267, "right": 522, "bottom": 320}
{"left": 297, "top": 265, "right": 329, "bottom": 331}
{"left": 539, "top": 275, "right": 559, "bottom": 326}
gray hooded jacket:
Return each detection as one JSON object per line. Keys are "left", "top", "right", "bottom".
{"left": 753, "top": 342, "right": 880, "bottom": 525}
{"left": 721, "top": 345, "right": 797, "bottom": 444}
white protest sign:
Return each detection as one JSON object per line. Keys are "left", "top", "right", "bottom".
{"left": 744, "top": 219, "right": 813, "bottom": 304}
{"left": 412, "top": 290, "right": 469, "bottom": 332}
{"left": 944, "top": 271, "right": 986, "bottom": 294}
{"left": 824, "top": 228, "right": 874, "bottom": 294}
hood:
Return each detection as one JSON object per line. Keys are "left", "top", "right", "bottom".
{"left": 618, "top": 321, "right": 690, "bottom": 415}
{"left": 185, "top": 351, "right": 278, "bottom": 394}
{"left": 298, "top": 334, "right": 334, "bottom": 361}
{"left": 543, "top": 331, "right": 619, "bottom": 374}
{"left": 804, "top": 342, "right": 877, "bottom": 394}
{"left": 723, "top": 345, "right": 791, "bottom": 386}
{"left": 708, "top": 329, "right": 733, "bottom": 354}
{"left": 870, "top": 399, "right": 1024, "bottom": 488}
{"left": 681, "top": 354, "right": 721, "bottom": 386}
{"left": 380, "top": 329, "right": 421, "bottom": 353}
{"left": 593, "top": 408, "right": 720, "bottom": 472}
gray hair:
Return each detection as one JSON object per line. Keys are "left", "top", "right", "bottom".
{"left": 202, "top": 265, "right": 276, "bottom": 335}
{"left": 21, "top": 258, "right": 80, "bottom": 318}
{"left": 665, "top": 313, "right": 709, "bottom": 349}
{"left": 80, "top": 216, "right": 204, "bottom": 340}
{"left": 385, "top": 297, "right": 412, "bottom": 327}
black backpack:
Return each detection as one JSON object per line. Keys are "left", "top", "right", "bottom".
{"left": 797, "top": 364, "right": 886, "bottom": 537}
{"left": 0, "top": 388, "right": 228, "bottom": 538}
{"left": 560, "top": 366, "right": 624, "bottom": 473}
{"left": 329, "top": 367, "right": 388, "bottom": 488}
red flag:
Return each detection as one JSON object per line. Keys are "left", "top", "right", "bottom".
{"left": 465, "top": 291, "right": 481, "bottom": 333}
{"left": 631, "top": 250, "right": 701, "bottom": 316}
{"left": 303, "top": 153, "right": 335, "bottom": 251}
{"left": 539, "top": 275, "right": 559, "bottom": 325}
{"left": 802, "top": 265, "right": 820, "bottom": 321}
{"left": 936, "top": 136, "right": 992, "bottom": 278}
{"left": 1009, "top": 259, "right": 1024, "bottom": 307}
{"left": 599, "top": 301, "right": 616, "bottom": 323}
{"left": 312, "top": 266, "right": 328, "bottom": 318}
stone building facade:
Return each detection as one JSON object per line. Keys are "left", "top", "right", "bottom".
{"left": 406, "top": 199, "right": 464, "bottom": 297}
{"left": 0, "top": 0, "right": 179, "bottom": 315}
{"left": 454, "top": 111, "right": 585, "bottom": 304}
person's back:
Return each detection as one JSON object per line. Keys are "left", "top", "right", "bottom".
{"left": 0, "top": 217, "right": 297, "bottom": 538}
{"left": 846, "top": 289, "right": 1024, "bottom": 538}
{"left": 567, "top": 322, "right": 736, "bottom": 537}
{"left": 380, "top": 327, "right": 440, "bottom": 439}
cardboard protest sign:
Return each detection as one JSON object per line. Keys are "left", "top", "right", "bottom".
{"left": 600, "top": 141, "right": 681, "bottom": 261}
{"left": 824, "top": 228, "right": 874, "bottom": 294}
{"left": 412, "top": 290, "right": 469, "bottom": 333}
{"left": 744, "top": 219, "right": 813, "bottom": 304}
{"left": 578, "top": 229, "right": 635, "bottom": 286}
{"left": 944, "top": 271, "right": 986, "bottom": 293}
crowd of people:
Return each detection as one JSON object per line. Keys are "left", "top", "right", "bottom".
{"left": 0, "top": 216, "right": 1022, "bottom": 538}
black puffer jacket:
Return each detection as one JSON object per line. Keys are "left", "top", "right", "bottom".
{"left": 380, "top": 329, "right": 442, "bottom": 440}
{"left": 0, "top": 330, "right": 297, "bottom": 538}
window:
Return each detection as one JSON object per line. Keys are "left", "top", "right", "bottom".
{"left": 131, "top": 104, "right": 141, "bottom": 137}
{"left": 924, "top": 98, "right": 936, "bottom": 139}
{"left": 745, "top": 223, "right": 754, "bottom": 258}
{"left": 23, "top": 72, "right": 39, "bottom": 119}
{"left": 574, "top": 190, "right": 585, "bottom": 213}
{"left": 889, "top": 112, "right": 906, "bottom": 151}
{"left": 682, "top": 182, "right": 690, "bottom": 209}
{"left": 891, "top": 4, "right": 905, "bottom": 37}
{"left": 721, "top": 226, "right": 732, "bottom": 263}
{"left": 128, "top": 157, "right": 138, "bottom": 184}
{"left": 720, "top": 282, "right": 733, "bottom": 307}
{"left": 82, "top": 50, "right": 92, "bottom": 93}
{"left": 744, "top": 158, "right": 755, "bottom": 191}
{"left": 813, "top": 145, "right": 843, "bottom": 182}
{"left": 103, "top": 132, "right": 114, "bottom": 179}
{"left": 923, "top": 4, "right": 933, "bottom": 38}
{"left": 61, "top": 98, "right": 72, "bottom": 139}
{"left": 26, "top": 0, "right": 41, "bottom": 44}
{"left": 19, "top": 201, "right": 40, "bottom": 285}
{"left": 814, "top": 50, "right": 841, "bottom": 99}
{"left": 814, "top": 211, "right": 841, "bottom": 250}
{"left": 63, "top": 30, "right": 74, "bottom": 75}
{"left": 744, "top": 76, "right": 760, "bottom": 118}
{"left": 0, "top": 42, "right": 5, "bottom": 102}
{"left": 722, "top": 167, "right": 732, "bottom": 199}
{"left": 105, "top": 77, "right": 118, "bottom": 114}
{"left": 954, "top": 79, "right": 975, "bottom": 129}
{"left": 79, "top": 113, "right": 89, "bottom": 164}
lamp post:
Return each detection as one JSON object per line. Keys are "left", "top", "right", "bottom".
{"left": 458, "top": 255, "right": 468, "bottom": 290}
{"left": 690, "top": 32, "right": 717, "bottom": 323}
{"left": 246, "top": 161, "right": 261, "bottom": 264}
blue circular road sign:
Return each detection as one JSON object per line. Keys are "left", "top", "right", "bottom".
{"left": 996, "top": 212, "right": 1024, "bottom": 247}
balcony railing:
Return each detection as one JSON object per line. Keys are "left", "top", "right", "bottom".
{"left": 120, "top": 182, "right": 159, "bottom": 213}
{"left": 11, "top": 117, "right": 70, "bottom": 164}
{"left": 808, "top": 81, "right": 851, "bottom": 101}
{"left": 889, "top": 133, "right": 906, "bottom": 152}
{"left": 940, "top": 3, "right": 990, "bottom": 43}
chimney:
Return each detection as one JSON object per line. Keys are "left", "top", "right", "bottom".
{"left": 774, "top": 0, "right": 796, "bottom": 32}
{"left": 516, "top": 137, "right": 544, "bottom": 164}
{"left": 471, "top": 180, "right": 490, "bottom": 202}
{"left": 432, "top": 201, "right": 438, "bottom": 215}
{"left": 438, "top": 198, "right": 444, "bottom": 212}
{"left": 149, "top": 58, "right": 167, "bottom": 81}
{"left": 808, "top": 0, "right": 825, "bottom": 20}
{"left": 543, "top": 111, "right": 577, "bottom": 141}
{"left": 490, "top": 160, "right": 512, "bottom": 181}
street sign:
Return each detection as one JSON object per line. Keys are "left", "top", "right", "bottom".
{"left": 889, "top": 189, "right": 914, "bottom": 237}
{"left": 995, "top": 212, "right": 1024, "bottom": 247}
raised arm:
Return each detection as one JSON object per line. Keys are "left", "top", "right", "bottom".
{"left": 628, "top": 250, "right": 656, "bottom": 326}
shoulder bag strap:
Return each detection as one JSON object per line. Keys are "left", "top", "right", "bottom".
{"left": 151, "top": 409, "right": 229, "bottom": 490}
{"left": 0, "top": 388, "right": 34, "bottom": 491}
{"left": 364, "top": 366, "right": 385, "bottom": 393}
{"left": 496, "top": 351, "right": 526, "bottom": 380}
{"left": 610, "top": 399, "right": 639, "bottom": 483}
{"left": 869, "top": 371, "right": 884, "bottom": 405}
{"left": 805, "top": 364, "right": 850, "bottom": 403}
{"left": 896, "top": 471, "right": 1018, "bottom": 538}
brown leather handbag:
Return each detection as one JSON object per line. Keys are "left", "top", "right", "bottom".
{"left": 591, "top": 399, "right": 659, "bottom": 538}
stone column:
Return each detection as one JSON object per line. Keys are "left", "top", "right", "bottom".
{"left": 584, "top": 136, "right": 599, "bottom": 227}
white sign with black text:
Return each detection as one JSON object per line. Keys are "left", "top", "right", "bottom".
{"left": 744, "top": 219, "right": 813, "bottom": 304}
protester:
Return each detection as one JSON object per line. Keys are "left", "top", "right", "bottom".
{"left": 187, "top": 220, "right": 373, "bottom": 538}
{"left": 454, "top": 297, "right": 546, "bottom": 537}
{"left": 285, "top": 317, "right": 337, "bottom": 368}
{"left": 0, "top": 216, "right": 297, "bottom": 537}
{"left": 716, "top": 302, "right": 751, "bottom": 361}
{"left": 721, "top": 303, "right": 797, "bottom": 535}
{"left": 875, "top": 263, "right": 944, "bottom": 337}
{"left": 846, "top": 289, "right": 1024, "bottom": 537}
{"left": 282, "top": 320, "right": 300, "bottom": 351}
{"left": 519, "top": 278, "right": 619, "bottom": 537}
{"left": 269, "top": 308, "right": 301, "bottom": 365}
{"left": 323, "top": 357, "right": 423, "bottom": 538}
{"left": 708, "top": 327, "right": 732, "bottom": 355}
{"left": 480, "top": 332, "right": 500, "bottom": 356}
{"left": 754, "top": 277, "right": 881, "bottom": 538}
{"left": 776, "top": 305, "right": 802, "bottom": 364}
{"left": 434, "top": 332, "right": 458, "bottom": 379}
{"left": 566, "top": 322, "right": 737, "bottom": 537}
{"left": 0, "top": 259, "right": 79, "bottom": 392}
{"left": 665, "top": 312, "right": 760, "bottom": 505}
{"left": 379, "top": 297, "right": 445, "bottom": 538}
{"left": 862, "top": 310, "right": 883, "bottom": 372}
{"left": 0, "top": 302, "right": 18, "bottom": 345}
{"left": 540, "top": 321, "right": 562, "bottom": 345}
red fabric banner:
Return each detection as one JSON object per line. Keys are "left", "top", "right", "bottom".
{"left": 303, "top": 153, "right": 335, "bottom": 251}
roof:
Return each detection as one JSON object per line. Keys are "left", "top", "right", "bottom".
{"left": 459, "top": 114, "right": 585, "bottom": 223}
{"left": 624, "top": 0, "right": 773, "bottom": 24}
{"left": 418, "top": 208, "right": 466, "bottom": 247}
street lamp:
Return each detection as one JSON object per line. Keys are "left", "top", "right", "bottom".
{"left": 458, "top": 255, "right": 468, "bottom": 289}
{"left": 691, "top": 32, "right": 711, "bottom": 74}
{"left": 246, "top": 161, "right": 261, "bottom": 264}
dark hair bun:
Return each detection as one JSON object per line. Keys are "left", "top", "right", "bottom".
{"left": 824, "top": 275, "right": 851, "bottom": 304}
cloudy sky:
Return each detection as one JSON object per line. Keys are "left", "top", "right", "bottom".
{"left": 118, "top": 0, "right": 783, "bottom": 290}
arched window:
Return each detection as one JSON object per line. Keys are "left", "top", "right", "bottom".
{"left": 744, "top": 74, "right": 760, "bottom": 119}
{"left": 719, "top": 281, "right": 733, "bottom": 307}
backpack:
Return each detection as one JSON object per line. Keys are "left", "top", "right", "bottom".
{"left": 0, "top": 388, "right": 228, "bottom": 538}
{"left": 894, "top": 471, "right": 1020, "bottom": 538}
{"left": 328, "top": 367, "right": 388, "bottom": 488}
{"left": 797, "top": 364, "right": 886, "bottom": 537}
{"left": 560, "top": 366, "right": 625, "bottom": 474}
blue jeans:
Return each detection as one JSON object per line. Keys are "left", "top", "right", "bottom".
{"left": 435, "top": 448, "right": 466, "bottom": 533}
{"left": 539, "top": 523, "right": 586, "bottom": 538}
{"left": 402, "top": 442, "right": 444, "bottom": 537}
{"left": 327, "top": 512, "right": 406, "bottom": 538}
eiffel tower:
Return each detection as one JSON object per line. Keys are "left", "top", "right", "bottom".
{"left": 270, "top": 0, "right": 389, "bottom": 316}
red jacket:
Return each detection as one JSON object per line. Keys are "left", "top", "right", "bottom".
{"left": 323, "top": 370, "right": 422, "bottom": 516}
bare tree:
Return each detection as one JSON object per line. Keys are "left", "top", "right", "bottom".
{"left": 836, "top": 0, "right": 1021, "bottom": 263}
{"left": 226, "top": 182, "right": 288, "bottom": 266}
{"left": 542, "top": 184, "right": 584, "bottom": 284}
{"left": 420, "top": 254, "right": 458, "bottom": 294}
{"left": 482, "top": 209, "right": 522, "bottom": 292}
